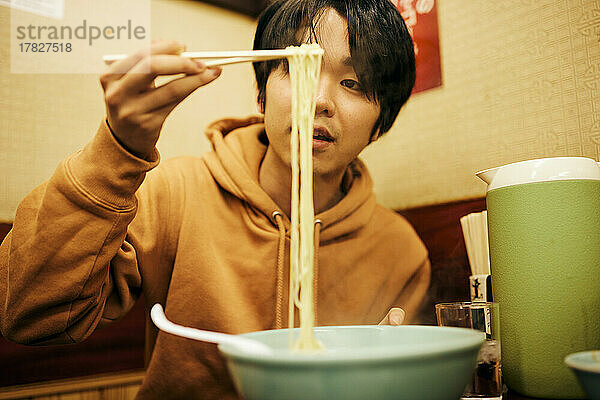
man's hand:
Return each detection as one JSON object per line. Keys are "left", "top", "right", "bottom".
{"left": 378, "top": 308, "right": 406, "bottom": 325}
{"left": 100, "top": 40, "right": 222, "bottom": 158}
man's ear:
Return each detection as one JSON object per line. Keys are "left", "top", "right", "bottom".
{"left": 257, "top": 94, "right": 265, "bottom": 114}
{"left": 369, "top": 128, "right": 381, "bottom": 144}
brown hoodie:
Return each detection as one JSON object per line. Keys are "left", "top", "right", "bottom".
{"left": 0, "top": 116, "right": 430, "bottom": 399}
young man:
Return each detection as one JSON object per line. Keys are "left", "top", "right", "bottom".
{"left": 0, "top": 0, "right": 430, "bottom": 398}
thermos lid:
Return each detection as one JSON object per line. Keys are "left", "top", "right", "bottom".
{"left": 476, "top": 157, "right": 600, "bottom": 191}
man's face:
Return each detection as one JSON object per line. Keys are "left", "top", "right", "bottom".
{"left": 263, "top": 8, "right": 381, "bottom": 177}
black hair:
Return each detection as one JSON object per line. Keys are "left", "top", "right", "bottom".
{"left": 253, "top": 0, "right": 416, "bottom": 138}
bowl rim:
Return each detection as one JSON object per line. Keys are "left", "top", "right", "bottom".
{"left": 564, "top": 351, "right": 600, "bottom": 374}
{"left": 219, "top": 325, "right": 484, "bottom": 365}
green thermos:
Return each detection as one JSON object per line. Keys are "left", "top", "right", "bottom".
{"left": 477, "top": 157, "right": 600, "bottom": 399}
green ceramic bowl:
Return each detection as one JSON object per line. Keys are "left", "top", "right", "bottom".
{"left": 219, "top": 325, "right": 484, "bottom": 400}
{"left": 565, "top": 351, "right": 600, "bottom": 400}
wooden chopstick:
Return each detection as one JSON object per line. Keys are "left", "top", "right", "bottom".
{"left": 180, "top": 50, "right": 297, "bottom": 59}
{"left": 202, "top": 55, "right": 290, "bottom": 67}
{"left": 102, "top": 49, "right": 298, "bottom": 66}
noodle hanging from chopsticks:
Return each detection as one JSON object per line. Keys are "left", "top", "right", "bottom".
{"left": 286, "top": 43, "right": 324, "bottom": 352}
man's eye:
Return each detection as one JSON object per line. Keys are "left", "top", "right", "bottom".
{"left": 341, "top": 79, "right": 361, "bottom": 90}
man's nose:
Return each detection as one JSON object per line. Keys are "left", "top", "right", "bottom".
{"left": 314, "top": 79, "right": 335, "bottom": 117}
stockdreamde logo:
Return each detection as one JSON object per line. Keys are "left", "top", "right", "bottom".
{"left": 15, "top": 19, "right": 147, "bottom": 46}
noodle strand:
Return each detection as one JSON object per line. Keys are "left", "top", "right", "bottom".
{"left": 286, "top": 44, "right": 324, "bottom": 352}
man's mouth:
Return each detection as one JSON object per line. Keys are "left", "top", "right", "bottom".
{"left": 312, "top": 126, "right": 334, "bottom": 143}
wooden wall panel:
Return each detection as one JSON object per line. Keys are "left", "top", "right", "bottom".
{"left": 0, "top": 371, "right": 144, "bottom": 400}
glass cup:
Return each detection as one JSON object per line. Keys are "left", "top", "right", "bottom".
{"left": 435, "top": 302, "right": 503, "bottom": 400}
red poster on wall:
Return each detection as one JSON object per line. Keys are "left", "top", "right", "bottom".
{"left": 392, "top": 0, "right": 442, "bottom": 93}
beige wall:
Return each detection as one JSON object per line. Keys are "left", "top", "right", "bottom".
{"left": 1, "top": 0, "right": 599, "bottom": 221}
{"left": 362, "top": 0, "right": 600, "bottom": 209}
{"left": 0, "top": 0, "right": 258, "bottom": 222}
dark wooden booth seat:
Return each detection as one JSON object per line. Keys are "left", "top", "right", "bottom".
{"left": 0, "top": 224, "right": 146, "bottom": 388}
{"left": 399, "top": 197, "right": 487, "bottom": 324}
{"left": 0, "top": 197, "right": 485, "bottom": 387}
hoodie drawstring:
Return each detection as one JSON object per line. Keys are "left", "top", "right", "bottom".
{"left": 273, "top": 212, "right": 286, "bottom": 329}
{"left": 272, "top": 212, "right": 323, "bottom": 330}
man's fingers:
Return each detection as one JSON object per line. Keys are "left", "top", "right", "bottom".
{"left": 136, "top": 67, "right": 222, "bottom": 113}
{"left": 117, "top": 55, "right": 205, "bottom": 94}
{"left": 114, "top": 39, "right": 184, "bottom": 75}
{"left": 379, "top": 308, "right": 406, "bottom": 325}
{"left": 100, "top": 40, "right": 185, "bottom": 88}
{"left": 148, "top": 97, "right": 186, "bottom": 126}
{"left": 389, "top": 308, "right": 406, "bottom": 325}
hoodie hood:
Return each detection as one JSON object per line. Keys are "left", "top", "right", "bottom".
{"left": 203, "top": 116, "right": 377, "bottom": 242}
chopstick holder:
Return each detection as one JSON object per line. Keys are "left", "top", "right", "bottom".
{"left": 460, "top": 211, "right": 493, "bottom": 303}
